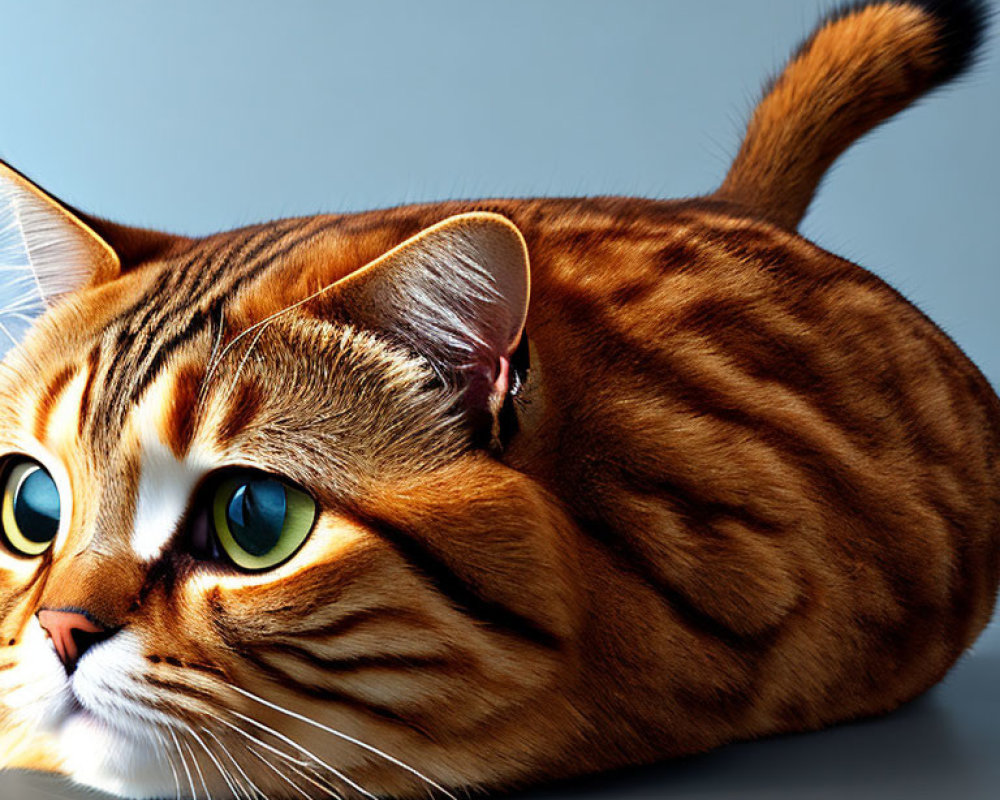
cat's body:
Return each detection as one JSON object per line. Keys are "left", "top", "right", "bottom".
{"left": 0, "top": 1, "right": 996, "bottom": 798}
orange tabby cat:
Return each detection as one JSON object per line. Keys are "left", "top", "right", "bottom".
{"left": 0, "top": 1, "right": 996, "bottom": 798}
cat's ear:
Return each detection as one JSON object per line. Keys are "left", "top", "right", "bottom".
{"left": 0, "top": 160, "right": 120, "bottom": 355}
{"left": 331, "top": 212, "right": 530, "bottom": 408}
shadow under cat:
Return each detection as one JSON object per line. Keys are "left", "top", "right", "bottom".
{"left": 507, "top": 646, "right": 1000, "bottom": 800}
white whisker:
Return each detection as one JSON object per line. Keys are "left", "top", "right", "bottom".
{"left": 202, "top": 277, "right": 343, "bottom": 395}
{"left": 153, "top": 729, "right": 183, "bottom": 800}
{"left": 246, "top": 744, "right": 313, "bottom": 800}
{"left": 181, "top": 734, "right": 212, "bottom": 800}
{"left": 228, "top": 709, "right": 376, "bottom": 799}
{"left": 168, "top": 727, "right": 198, "bottom": 800}
{"left": 228, "top": 683, "right": 454, "bottom": 798}
{"left": 227, "top": 323, "right": 267, "bottom": 396}
{"left": 202, "top": 727, "right": 267, "bottom": 800}
{"left": 200, "top": 307, "right": 226, "bottom": 403}
{"left": 257, "top": 743, "right": 345, "bottom": 800}
{"left": 183, "top": 723, "right": 242, "bottom": 800}
{"left": 219, "top": 713, "right": 363, "bottom": 798}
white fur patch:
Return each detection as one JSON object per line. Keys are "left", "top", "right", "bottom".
{"left": 131, "top": 441, "right": 203, "bottom": 562}
{"left": 0, "top": 616, "right": 66, "bottom": 716}
{"left": 128, "top": 373, "right": 217, "bottom": 562}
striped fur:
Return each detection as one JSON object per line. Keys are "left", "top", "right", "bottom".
{"left": 0, "top": 2, "right": 996, "bottom": 798}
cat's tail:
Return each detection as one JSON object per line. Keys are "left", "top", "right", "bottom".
{"left": 713, "top": 0, "right": 989, "bottom": 229}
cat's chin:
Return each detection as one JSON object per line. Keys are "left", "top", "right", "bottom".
{"left": 56, "top": 705, "right": 177, "bottom": 800}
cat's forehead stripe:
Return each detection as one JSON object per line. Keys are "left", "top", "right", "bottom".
{"left": 71, "top": 218, "right": 326, "bottom": 445}
{"left": 100, "top": 219, "right": 333, "bottom": 419}
{"left": 76, "top": 345, "right": 102, "bottom": 441}
{"left": 161, "top": 361, "right": 205, "bottom": 459}
{"left": 215, "top": 379, "right": 264, "bottom": 446}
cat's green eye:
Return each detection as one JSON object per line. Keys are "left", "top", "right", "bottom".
{"left": 211, "top": 474, "right": 317, "bottom": 571}
{"left": 1, "top": 459, "right": 61, "bottom": 557}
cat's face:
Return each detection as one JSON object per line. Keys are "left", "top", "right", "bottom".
{"left": 0, "top": 165, "right": 577, "bottom": 798}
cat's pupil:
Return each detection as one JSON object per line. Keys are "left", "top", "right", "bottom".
{"left": 226, "top": 479, "right": 287, "bottom": 556}
{"left": 13, "top": 465, "right": 60, "bottom": 544}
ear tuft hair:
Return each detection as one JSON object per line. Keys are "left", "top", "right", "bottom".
{"left": 331, "top": 212, "right": 530, "bottom": 380}
{"left": 0, "top": 162, "right": 119, "bottom": 359}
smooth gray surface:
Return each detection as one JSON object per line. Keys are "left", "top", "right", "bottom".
{"left": 0, "top": 1, "right": 997, "bottom": 798}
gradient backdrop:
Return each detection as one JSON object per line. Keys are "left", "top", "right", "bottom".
{"left": 1, "top": 1, "right": 998, "bottom": 798}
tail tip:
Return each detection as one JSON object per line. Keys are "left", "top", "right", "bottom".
{"left": 909, "top": 0, "right": 988, "bottom": 81}
{"left": 833, "top": 0, "right": 992, "bottom": 84}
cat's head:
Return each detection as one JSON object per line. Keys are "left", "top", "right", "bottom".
{"left": 0, "top": 162, "right": 580, "bottom": 798}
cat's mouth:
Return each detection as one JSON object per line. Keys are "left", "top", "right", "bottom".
{"left": 53, "top": 687, "right": 177, "bottom": 799}
{"left": 59, "top": 658, "right": 172, "bottom": 749}
{"left": 31, "top": 633, "right": 181, "bottom": 800}
{"left": 60, "top": 687, "right": 133, "bottom": 739}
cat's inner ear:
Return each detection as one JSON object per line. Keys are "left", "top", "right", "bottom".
{"left": 330, "top": 212, "right": 530, "bottom": 410}
{"left": 0, "top": 161, "right": 120, "bottom": 355}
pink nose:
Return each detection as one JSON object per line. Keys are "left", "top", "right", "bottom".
{"left": 37, "top": 609, "right": 108, "bottom": 671}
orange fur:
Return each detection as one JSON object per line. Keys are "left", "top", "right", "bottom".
{"left": 0, "top": 2, "right": 995, "bottom": 798}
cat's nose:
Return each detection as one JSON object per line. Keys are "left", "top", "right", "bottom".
{"left": 37, "top": 609, "right": 113, "bottom": 673}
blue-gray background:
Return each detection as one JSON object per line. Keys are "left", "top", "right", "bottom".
{"left": 1, "top": 1, "right": 998, "bottom": 798}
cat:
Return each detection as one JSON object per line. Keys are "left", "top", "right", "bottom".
{"left": 0, "top": 0, "right": 996, "bottom": 798}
